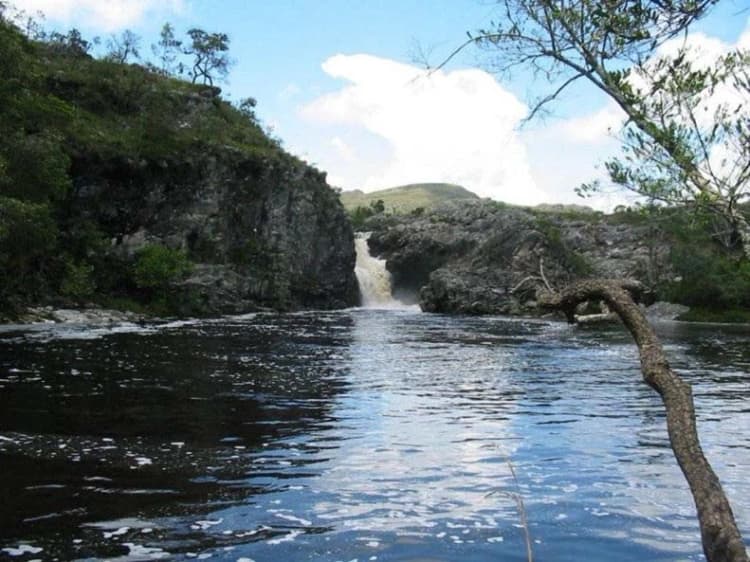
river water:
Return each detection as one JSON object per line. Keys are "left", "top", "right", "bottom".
{"left": 0, "top": 310, "right": 748, "bottom": 561}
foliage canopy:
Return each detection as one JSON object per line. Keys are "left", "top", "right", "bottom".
{"left": 466, "top": 0, "right": 750, "bottom": 255}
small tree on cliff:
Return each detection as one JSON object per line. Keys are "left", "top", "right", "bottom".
{"left": 105, "top": 29, "right": 141, "bottom": 64}
{"left": 151, "top": 23, "right": 183, "bottom": 76}
{"left": 184, "top": 28, "right": 231, "bottom": 86}
{"left": 454, "top": 0, "right": 750, "bottom": 257}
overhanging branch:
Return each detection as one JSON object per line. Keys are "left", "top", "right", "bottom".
{"left": 538, "top": 279, "right": 748, "bottom": 562}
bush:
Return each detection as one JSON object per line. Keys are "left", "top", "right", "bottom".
{"left": 349, "top": 199, "right": 386, "bottom": 231}
{"left": 60, "top": 261, "right": 95, "bottom": 300}
{"left": 0, "top": 131, "right": 71, "bottom": 202}
{"left": 132, "top": 244, "right": 192, "bottom": 290}
{"left": 662, "top": 249, "right": 750, "bottom": 309}
{"left": 534, "top": 216, "right": 593, "bottom": 277}
{"left": 651, "top": 206, "right": 750, "bottom": 314}
{"left": 0, "top": 196, "right": 59, "bottom": 310}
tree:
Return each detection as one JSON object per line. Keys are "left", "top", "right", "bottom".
{"left": 151, "top": 22, "right": 182, "bottom": 76}
{"left": 587, "top": 39, "right": 750, "bottom": 255}
{"left": 237, "top": 96, "right": 257, "bottom": 122}
{"left": 184, "top": 28, "right": 231, "bottom": 86}
{"left": 458, "top": 0, "right": 750, "bottom": 256}
{"left": 105, "top": 29, "right": 141, "bottom": 64}
{"left": 46, "top": 27, "right": 95, "bottom": 57}
{"left": 371, "top": 199, "right": 386, "bottom": 214}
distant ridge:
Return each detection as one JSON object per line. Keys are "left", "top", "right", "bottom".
{"left": 340, "top": 183, "right": 480, "bottom": 213}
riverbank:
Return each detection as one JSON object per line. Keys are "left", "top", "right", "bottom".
{"left": 16, "top": 306, "right": 146, "bottom": 325}
{"left": 0, "top": 299, "right": 700, "bottom": 330}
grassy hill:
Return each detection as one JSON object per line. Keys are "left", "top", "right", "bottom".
{"left": 340, "top": 183, "right": 479, "bottom": 213}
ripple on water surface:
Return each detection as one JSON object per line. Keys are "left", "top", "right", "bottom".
{"left": 0, "top": 310, "right": 748, "bottom": 561}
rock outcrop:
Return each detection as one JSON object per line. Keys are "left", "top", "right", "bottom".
{"left": 366, "top": 200, "right": 673, "bottom": 315}
{"left": 0, "top": 18, "right": 360, "bottom": 319}
{"left": 70, "top": 146, "right": 359, "bottom": 314}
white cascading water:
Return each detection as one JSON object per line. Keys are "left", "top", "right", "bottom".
{"left": 354, "top": 234, "right": 400, "bottom": 308}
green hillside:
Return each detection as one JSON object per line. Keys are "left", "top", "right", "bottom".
{"left": 340, "top": 183, "right": 480, "bottom": 213}
{"left": 0, "top": 15, "right": 356, "bottom": 318}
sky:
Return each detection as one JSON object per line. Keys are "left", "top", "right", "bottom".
{"left": 7, "top": 0, "right": 750, "bottom": 209}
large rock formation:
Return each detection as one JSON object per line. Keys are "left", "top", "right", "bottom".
{"left": 366, "top": 200, "right": 672, "bottom": 314}
{"left": 70, "top": 146, "right": 359, "bottom": 314}
{"left": 0, "top": 18, "right": 360, "bottom": 318}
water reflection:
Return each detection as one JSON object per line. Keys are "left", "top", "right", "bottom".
{"left": 0, "top": 313, "right": 353, "bottom": 560}
{"left": 313, "top": 310, "right": 521, "bottom": 536}
{"left": 0, "top": 312, "right": 747, "bottom": 561}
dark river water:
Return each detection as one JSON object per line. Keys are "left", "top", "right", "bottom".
{"left": 0, "top": 309, "right": 748, "bottom": 561}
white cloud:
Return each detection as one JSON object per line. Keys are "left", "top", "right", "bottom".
{"left": 301, "top": 54, "right": 545, "bottom": 205}
{"left": 330, "top": 136, "right": 355, "bottom": 161}
{"left": 739, "top": 17, "right": 750, "bottom": 49}
{"left": 10, "top": 0, "right": 185, "bottom": 31}
{"left": 557, "top": 103, "right": 625, "bottom": 143}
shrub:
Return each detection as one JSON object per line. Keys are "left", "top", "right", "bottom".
{"left": 534, "top": 217, "right": 593, "bottom": 277}
{"left": 60, "top": 261, "right": 96, "bottom": 300}
{"left": 132, "top": 244, "right": 192, "bottom": 290}
{"left": 0, "top": 196, "right": 59, "bottom": 310}
{"left": 662, "top": 249, "right": 750, "bottom": 309}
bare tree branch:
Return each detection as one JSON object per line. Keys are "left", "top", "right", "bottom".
{"left": 538, "top": 279, "right": 748, "bottom": 562}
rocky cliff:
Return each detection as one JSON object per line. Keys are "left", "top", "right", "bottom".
{"left": 366, "top": 200, "right": 672, "bottom": 314}
{"left": 0, "top": 18, "right": 359, "bottom": 318}
{"left": 70, "top": 145, "right": 359, "bottom": 314}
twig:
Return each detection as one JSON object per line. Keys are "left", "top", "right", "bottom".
{"left": 507, "top": 458, "right": 534, "bottom": 562}
{"left": 486, "top": 456, "right": 534, "bottom": 562}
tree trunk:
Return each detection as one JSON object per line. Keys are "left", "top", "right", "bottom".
{"left": 538, "top": 279, "right": 748, "bottom": 562}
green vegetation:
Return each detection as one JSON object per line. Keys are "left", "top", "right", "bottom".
{"left": 664, "top": 250, "right": 750, "bottom": 311}
{"left": 0, "top": 9, "right": 287, "bottom": 319}
{"left": 341, "top": 183, "right": 479, "bottom": 214}
{"left": 348, "top": 199, "right": 386, "bottom": 230}
{"left": 60, "top": 261, "right": 96, "bottom": 301}
{"left": 131, "top": 244, "right": 193, "bottom": 314}
{"left": 677, "top": 307, "right": 750, "bottom": 324}
{"left": 133, "top": 245, "right": 192, "bottom": 291}
{"left": 606, "top": 203, "right": 750, "bottom": 322}
{"left": 653, "top": 207, "right": 750, "bottom": 316}
{"left": 534, "top": 216, "right": 593, "bottom": 278}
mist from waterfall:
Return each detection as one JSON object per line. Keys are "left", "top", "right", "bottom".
{"left": 354, "top": 234, "right": 404, "bottom": 308}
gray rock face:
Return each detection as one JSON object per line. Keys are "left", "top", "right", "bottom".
{"left": 71, "top": 146, "right": 359, "bottom": 314}
{"left": 367, "top": 200, "right": 673, "bottom": 315}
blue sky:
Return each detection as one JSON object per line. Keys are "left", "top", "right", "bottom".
{"left": 9, "top": 0, "right": 750, "bottom": 208}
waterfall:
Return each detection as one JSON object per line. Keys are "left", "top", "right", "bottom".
{"left": 354, "top": 234, "right": 399, "bottom": 308}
